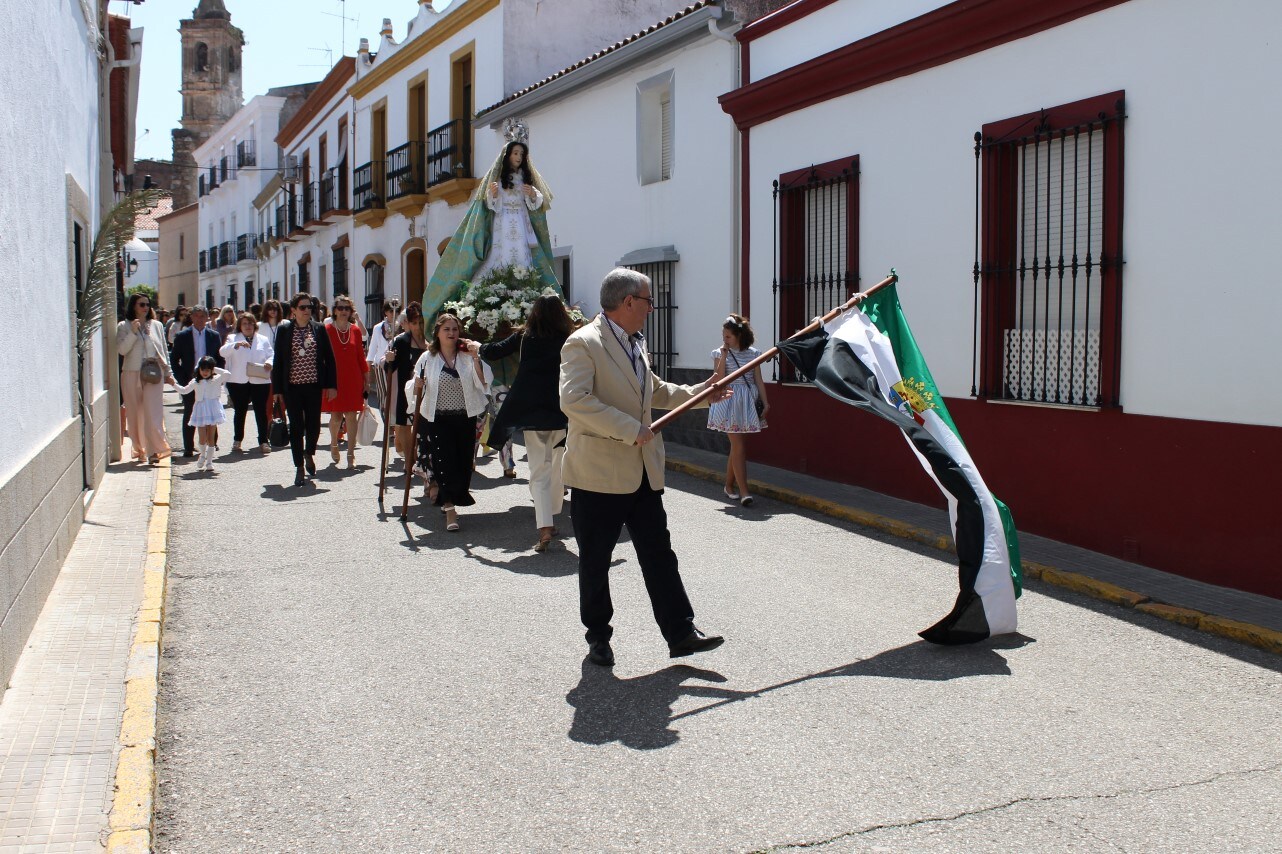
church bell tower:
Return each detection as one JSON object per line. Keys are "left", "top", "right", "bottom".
{"left": 171, "top": 0, "right": 244, "bottom": 207}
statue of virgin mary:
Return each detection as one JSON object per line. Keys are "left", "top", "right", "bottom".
{"left": 420, "top": 119, "right": 560, "bottom": 321}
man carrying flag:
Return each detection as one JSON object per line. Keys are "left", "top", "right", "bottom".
{"left": 776, "top": 282, "right": 1022, "bottom": 645}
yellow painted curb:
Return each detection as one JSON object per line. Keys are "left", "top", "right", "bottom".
{"left": 107, "top": 460, "right": 171, "bottom": 850}
{"left": 1197, "top": 615, "right": 1282, "bottom": 655}
{"left": 1135, "top": 602, "right": 1203, "bottom": 628}
{"left": 1038, "top": 567, "right": 1150, "bottom": 608}
{"left": 105, "top": 828, "right": 151, "bottom": 854}
{"left": 666, "top": 456, "right": 1281, "bottom": 656}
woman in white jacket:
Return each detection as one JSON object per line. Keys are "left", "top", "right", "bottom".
{"left": 406, "top": 313, "right": 492, "bottom": 532}
{"left": 219, "top": 312, "right": 274, "bottom": 453}
{"left": 116, "top": 292, "right": 173, "bottom": 463}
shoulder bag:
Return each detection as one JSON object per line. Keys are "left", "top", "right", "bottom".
{"left": 727, "top": 350, "right": 765, "bottom": 418}
{"left": 139, "top": 326, "right": 165, "bottom": 385}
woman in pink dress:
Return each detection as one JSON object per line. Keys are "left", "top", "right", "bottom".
{"left": 322, "top": 295, "right": 370, "bottom": 468}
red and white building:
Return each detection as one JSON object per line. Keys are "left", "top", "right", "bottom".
{"left": 718, "top": 0, "right": 1282, "bottom": 597}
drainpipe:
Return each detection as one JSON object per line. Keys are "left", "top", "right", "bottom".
{"left": 707, "top": 6, "right": 743, "bottom": 313}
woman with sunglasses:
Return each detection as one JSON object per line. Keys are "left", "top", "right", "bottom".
{"left": 383, "top": 302, "right": 428, "bottom": 462}
{"left": 116, "top": 292, "right": 173, "bottom": 463}
{"left": 322, "top": 295, "right": 369, "bottom": 467}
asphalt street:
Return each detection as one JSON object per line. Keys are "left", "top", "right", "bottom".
{"left": 155, "top": 391, "right": 1282, "bottom": 852}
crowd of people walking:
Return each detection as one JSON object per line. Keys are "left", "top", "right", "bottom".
{"left": 127, "top": 267, "right": 768, "bottom": 665}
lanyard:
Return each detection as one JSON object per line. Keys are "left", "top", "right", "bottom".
{"left": 604, "top": 316, "right": 643, "bottom": 382}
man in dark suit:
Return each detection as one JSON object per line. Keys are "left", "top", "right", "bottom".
{"left": 170, "top": 305, "right": 225, "bottom": 456}
{"left": 272, "top": 293, "right": 338, "bottom": 486}
{"left": 559, "top": 268, "right": 728, "bottom": 667}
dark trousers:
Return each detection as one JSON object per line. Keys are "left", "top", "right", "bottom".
{"left": 227, "top": 382, "right": 271, "bottom": 445}
{"left": 571, "top": 473, "right": 695, "bottom": 644}
{"left": 180, "top": 391, "right": 196, "bottom": 453}
{"left": 284, "top": 384, "right": 322, "bottom": 468}
{"left": 428, "top": 411, "right": 476, "bottom": 507}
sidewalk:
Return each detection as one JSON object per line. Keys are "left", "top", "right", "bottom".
{"left": 0, "top": 460, "right": 155, "bottom": 852}
{"left": 665, "top": 444, "right": 1282, "bottom": 649}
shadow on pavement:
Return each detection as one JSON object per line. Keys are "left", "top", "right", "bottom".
{"left": 568, "top": 636, "right": 1036, "bottom": 751}
{"left": 566, "top": 661, "right": 748, "bottom": 750}
{"left": 260, "top": 483, "right": 332, "bottom": 501}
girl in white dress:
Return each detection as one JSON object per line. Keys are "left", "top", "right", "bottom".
{"left": 707, "top": 315, "right": 771, "bottom": 506}
{"left": 170, "top": 356, "right": 231, "bottom": 472}
{"left": 473, "top": 141, "right": 545, "bottom": 281}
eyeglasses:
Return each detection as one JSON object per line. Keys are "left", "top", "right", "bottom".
{"left": 334, "top": 306, "right": 352, "bottom": 313}
{"left": 138, "top": 302, "right": 150, "bottom": 307}
{"left": 631, "top": 295, "right": 655, "bottom": 305}
{"left": 295, "top": 304, "right": 313, "bottom": 312}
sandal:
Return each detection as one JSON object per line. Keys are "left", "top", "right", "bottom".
{"left": 534, "top": 529, "right": 554, "bottom": 552}
{"left": 444, "top": 508, "right": 460, "bottom": 532}
{"left": 330, "top": 443, "right": 341, "bottom": 464}
{"left": 347, "top": 450, "right": 356, "bottom": 469}
{"left": 428, "top": 480, "right": 440, "bottom": 503}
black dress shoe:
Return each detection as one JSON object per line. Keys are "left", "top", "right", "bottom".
{"left": 587, "top": 640, "right": 615, "bottom": 667}
{"left": 182, "top": 449, "right": 195, "bottom": 458}
{"left": 294, "top": 467, "right": 306, "bottom": 487}
{"left": 304, "top": 455, "right": 316, "bottom": 476}
{"left": 668, "top": 628, "right": 724, "bottom": 658}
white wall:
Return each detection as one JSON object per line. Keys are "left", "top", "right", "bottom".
{"left": 746, "top": 0, "right": 1282, "bottom": 426}
{"left": 0, "top": 4, "right": 100, "bottom": 485}
{"left": 748, "top": 0, "right": 951, "bottom": 82}
{"left": 351, "top": 4, "right": 505, "bottom": 312}
{"left": 195, "top": 96, "right": 284, "bottom": 310}
{"left": 513, "top": 35, "right": 739, "bottom": 370}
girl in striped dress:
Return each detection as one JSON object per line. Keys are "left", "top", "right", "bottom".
{"left": 707, "top": 314, "right": 770, "bottom": 506}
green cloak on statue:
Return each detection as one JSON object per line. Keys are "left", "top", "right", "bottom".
{"left": 421, "top": 137, "right": 561, "bottom": 323}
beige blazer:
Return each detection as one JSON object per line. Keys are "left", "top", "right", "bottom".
{"left": 559, "top": 315, "right": 709, "bottom": 494}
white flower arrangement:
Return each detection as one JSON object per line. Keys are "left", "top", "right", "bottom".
{"left": 442, "top": 264, "right": 586, "bottom": 340}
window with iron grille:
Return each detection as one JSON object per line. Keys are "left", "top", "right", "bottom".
{"left": 333, "top": 247, "right": 348, "bottom": 297}
{"left": 363, "top": 261, "right": 385, "bottom": 329}
{"left": 973, "top": 92, "right": 1125, "bottom": 407}
{"left": 620, "top": 246, "right": 678, "bottom": 380}
{"left": 773, "top": 157, "right": 859, "bottom": 382}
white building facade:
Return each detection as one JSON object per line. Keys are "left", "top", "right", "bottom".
{"left": 347, "top": 0, "right": 710, "bottom": 328}
{"left": 259, "top": 59, "right": 356, "bottom": 314}
{"left": 194, "top": 94, "right": 287, "bottom": 312}
{"left": 476, "top": 1, "right": 742, "bottom": 381}
{"left": 0, "top": 2, "right": 136, "bottom": 683}
{"left": 719, "top": 0, "right": 1282, "bottom": 597}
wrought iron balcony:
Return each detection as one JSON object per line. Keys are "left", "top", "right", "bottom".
{"left": 207, "top": 166, "right": 219, "bottom": 191}
{"left": 354, "top": 161, "right": 385, "bottom": 212}
{"left": 302, "top": 181, "right": 320, "bottom": 223}
{"left": 198, "top": 250, "right": 207, "bottom": 273}
{"left": 219, "top": 156, "right": 229, "bottom": 182}
{"left": 236, "top": 233, "right": 255, "bottom": 261}
{"left": 386, "top": 141, "right": 425, "bottom": 201}
{"left": 426, "top": 118, "right": 472, "bottom": 187}
{"left": 320, "top": 165, "right": 348, "bottom": 215}
{"left": 218, "top": 241, "right": 230, "bottom": 267}
{"left": 237, "top": 139, "right": 256, "bottom": 168}
{"left": 198, "top": 175, "right": 207, "bottom": 197}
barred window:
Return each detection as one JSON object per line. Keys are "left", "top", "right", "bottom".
{"left": 619, "top": 246, "right": 678, "bottom": 380}
{"left": 774, "top": 157, "right": 859, "bottom": 381}
{"left": 363, "top": 261, "right": 385, "bottom": 329}
{"left": 974, "top": 92, "right": 1125, "bottom": 407}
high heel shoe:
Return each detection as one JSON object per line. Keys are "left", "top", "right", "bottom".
{"left": 347, "top": 450, "right": 356, "bottom": 469}
{"left": 330, "top": 443, "right": 341, "bottom": 464}
{"left": 444, "top": 508, "right": 460, "bottom": 532}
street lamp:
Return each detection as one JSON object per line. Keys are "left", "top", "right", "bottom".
{"left": 126, "top": 254, "right": 139, "bottom": 276}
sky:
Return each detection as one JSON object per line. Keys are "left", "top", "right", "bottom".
{"left": 120, "top": 0, "right": 457, "bottom": 162}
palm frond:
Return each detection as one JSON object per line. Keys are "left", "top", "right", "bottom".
{"left": 78, "top": 188, "right": 167, "bottom": 355}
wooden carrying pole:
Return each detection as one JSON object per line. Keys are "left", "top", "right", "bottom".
{"left": 650, "top": 272, "right": 898, "bottom": 434}
{"left": 400, "top": 373, "right": 426, "bottom": 521}
{"left": 377, "top": 365, "right": 397, "bottom": 503}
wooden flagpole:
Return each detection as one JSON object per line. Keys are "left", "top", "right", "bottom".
{"left": 400, "top": 372, "right": 426, "bottom": 522}
{"left": 650, "top": 271, "right": 898, "bottom": 434}
{"left": 377, "top": 365, "right": 397, "bottom": 505}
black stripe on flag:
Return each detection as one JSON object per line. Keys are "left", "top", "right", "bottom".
{"left": 778, "top": 330, "right": 992, "bottom": 644}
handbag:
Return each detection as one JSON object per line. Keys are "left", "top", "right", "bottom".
{"left": 269, "top": 398, "right": 290, "bottom": 447}
{"left": 727, "top": 350, "right": 766, "bottom": 419}
{"left": 246, "top": 361, "right": 271, "bottom": 380}
{"left": 357, "top": 405, "right": 381, "bottom": 445}
{"left": 138, "top": 328, "right": 164, "bottom": 384}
